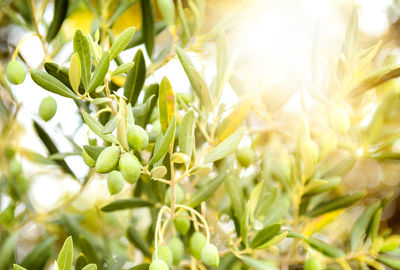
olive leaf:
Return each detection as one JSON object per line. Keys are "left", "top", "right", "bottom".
{"left": 21, "top": 236, "right": 56, "bottom": 270}
{"left": 305, "top": 237, "right": 345, "bottom": 258}
{"left": 140, "top": 0, "right": 155, "bottom": 57}
{"left": 350, "top": 201, "right": 381, "bottom": 251}
{"left": 83, "top": 145, "right": 105, "bottom": 160}
{"left": 111, "top": 62, "right": 134, "bottom": 77}
{"left": 0, "top": 233, "right": 18, "bottom": 270}
{"left": 132, "top": 95, "right": 156, "bottom": 117}
{"left": 178, "top": 109, "right": 195, "bottom": 167}
{"left": 81, "top": 264, "right": 97, "bottom": 270}
{"left": 188, "top": 171, "right": 227, "bottom": 207}
{"left": 110, "top": 27, "right": 135, "bottom": 60}
{"left": 46, "top": 0, "right": 68, "bottom": 42}
{"left": 57, "top": 236, "right": 73, "bottom": 270}
{"left": 69, "top": 53, "right": 81, "bottom": 95}
{"left": 31, "top": 70, "right": 77, "bottom": 98}
{"left": 148, "top": 116, "right": 176, "bottom": 165}
{"left": 369, "top": 207, "right": 382, "bottom": 242}
{"left": 157, "top": 0, "right": 175, "bottom": 26}
{"left": 92, "top": 97, "right": 112, "bottom": 105}
{"left": 250, "top": 224, "right": 281, "bottom": 249}
{"left": 101, "top": 198, "right": 154, "bottom": 212}
{"left": 127, "top": 225, "right": 152, "bottom": 258}
{"left": 176, "top": 46, "right": 212, "bottom": 109}
{"left": 159, "top": 77, "right": 176, "bottom": 133}
{"left": 225, "top": 174, "right": 244, "bottom": 219}
{"left": 204, "top": 127, "right": 245, "bottom": 163}
{"left": 240, "top": 256, "right": 278, "bottom": 270}
{"left": 306, "top": 191, "right": 365, "bottom": 217}
{"left": 103, "top": 117, "right": 117, "bottom": 134}
{"left": 87, "top": 51, "right": 110, "bottom": 93}
{"left": 215, "top": 97, "right": 252, "bottom": 143}
{"left": 78, "top": 235, "right": 99, "bottom": 266}
{"left": 124, "top": 49, "right": 146, "bottom": 105}
{"left": 73, "top": 29, "right": 92, "bottom": 89}
{"left": 44, "top": 62, "right": 85, "bottom": 94}
{"left": 151, "top": 166, "right": 167, "bottom": 178}
{"left": 81, "top": 110, "right": 119, "bottom": 144}
{"left": 117, "top": 99, "right": 129, "bottom": 151}
{"left": 377, "top": 255, "right": 400, "bottom": 269}
{"left": 13, "top": 265, "right": 27, "bottom": 270}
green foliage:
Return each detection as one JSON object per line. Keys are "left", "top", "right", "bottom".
{"left": 2, "top": 1, "right": 400, "bottom": 269}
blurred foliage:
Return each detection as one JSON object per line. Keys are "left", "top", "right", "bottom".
{"left": 2, "top": 0, "right": 400, "bottom": 270}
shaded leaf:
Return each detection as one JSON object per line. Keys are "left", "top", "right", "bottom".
{"left": 305, "top": 237, "right": 345, "bottom": 258}
{"left": 148, "top": 116, "right": 176, "bottom": 165}
{"left": 127, "top": 226, "right": 151, "bottom": 257}
{"left": 250, "top": 223, "right": 281, "bottom": 249}
{"left": 21, "top": 236, "right": 56, "bottom": 270}
{"left": 83, "top": 145, "right": 105, "bottom": 160}
{"left": 0, "top": 233, "right": 18, "bottom": 270}
{"left": 124, "top": 49, "right": 146, "bottom": 105}
{"left": 31, "top": 70, "right": 77, "bottom": 98}
{"left": 101, "top": 198, "right": 154, "bottom": 212}
{"left": 240, "top": 256, "right": 278, "bottom": 270}
{"left": 159, "top": 77, "right": 175, "bottom": 133}
{"left": 73, "top": 29, "right": 92, "bottom": 89}
{"left": 46, "top": 0, "right": 68, "bottom": 42}
{"left": 140, "top": 0, "right": 155, "bottom": 57}
{"left": 81, "top": 110, "right": 119, "bottom": 144}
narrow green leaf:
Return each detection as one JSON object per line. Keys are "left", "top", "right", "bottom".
{"left": 103, "top": 116, "right": 117, "bottom": 134}
{"left": 157, "top": 0, "right": 175, "bottom": 26}
{"left": 350, "top": 201, "right": 381, "bottom": 251}
{"left": 204, "top": 127, "right": 245, "bottom": 163}
{"left": 178, "top": 109, "right": 196, "bottom": 167}
{"left": 127, "top": 226, "right": 152, "bottom": 257}
{"left": 81, "top": 264, "right": 97, "bottom": 270}
{"left": 92, "top": 97, "right": 112, "bottom": 105}
{"left": 240, "top": 256, "right": 278, "bottom": 270}
{"left": 83, "top": 145, "right": 105, "bottom": 160}
{"left": 148, "top": 116, "right": 176, "bottom": 165}
{"left": 44, "top": 62, "right": 85, "bottom": 94}
{"left": 101, "top": 198, "right": 154, "bottom": 212}
{"left": 69, "top": 53, "right": 81, "bottom": 95}
{"left": 128, "top": 263, "right": 150, "bottom": 270}
{"left": 73, "top": 29, "right": 92, "bottom": 89}
{"left": 87, "top": 52, "right": 110, "bottom": 93}
{"left": 31, "top": 70, "right": 77, "bottom": 98}
{"left": 81, "top": 110, "right": 119, "bottom": 144}
{"left": 57, "top": 236, "right": 73, "bottom": 270}
{"left": 75, "top": 254, "right": 87, "bottom": 270}
{"left": 48, "top": 152, "right": 80, "bottom": 160}
{"left": 13, "top": 265, "right": 27, "bottom": 270}
{"left": 110, "top": 27, "right": 135, "bottom": 59}
{"left": 306, "top": 191, "right": 365, "bottom": 217}
{"left": 132, "top": 95, "right": 156, "bottom": 117}
{"left": 250, "top": 224, "right": 281, "bottom": 249}
{"left": 0, "top": 233, "right": 18, "bottom": 270}
{"left": 369, "top": 207, "right": 382, "bottom": 242}
{"left": 124, "top": 49, "right": 146, "bottom": 105}
{"left": 117, "top": 99, "right": 129, "bottom": 150}
{"left": 176, "top": 46, "right": 211, "bottom": 109}
{"left": 378, "top": 255, "right": 400, "bottom": 269}
{"left": 126, "top": 22, "right": 166, "bottom": 49}
{"left": 140, "top": 0, "right": 155, "bottom": 57}
{"left": 78, "top": 235, "right": 99, "bottom": 266}
{"left": 188, "top": 171, "right": 227, "bottom": 207}
{"left": 225, "top": 174, "right": 244, "bottom": 219}
{"left": 111, "top": 62, "right": 135, "bottom": 77}
{"left": 306, "top": 237, "right": 345, "bottom": 258}
{"left": 21, "top": 236, "right": 56, "bottom": 270}
{"left": 159, "top": 77, "right": 175, "bottom": 133}
{"left": 46, "top": 0, "right": 68, "bottom": 42}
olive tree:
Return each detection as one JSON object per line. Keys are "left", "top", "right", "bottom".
{"left": 2, "top": 1, "right": 400, "bottom": 270}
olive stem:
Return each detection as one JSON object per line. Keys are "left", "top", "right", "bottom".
{"left": 12, "top": 34, "right": 38, "bottom": 61}
{"left": 154, "top": 205, "right": 170, "bottom": 260}
{"left": 175, "top": 204, "right": 210, "bottom": 243}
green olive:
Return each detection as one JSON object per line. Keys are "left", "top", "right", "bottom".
{"left": 127, "top": 124, "right": 149, "bottom": 152}
{"left": 189, "top": 232, "right": 207, "bottom": 260}
{"left": 82, "top": 150, "right": 95, "bottom": 167}
{"left": 236, "top": 147, "right": 255, "bottom": 168}
{"left": 165, "top": 184, "right": 185, "bottom": 205}
{"left": 173, "top": 212, "right": 191, "bottom": 235}
{"left": 149, "top": 259, "right": 169, "bottom": 270}
{"left": 95, "top": 146, "right": 120, "bottom": 173}
{"left": 107, "top": 170, "right": 125, "bottom": 195}
{"left": 39, "top": 96, "right": 57, "bottom": 121}
{"left": 118, "top": 152, "right": 142, "bottom": 184}
{"left": 9, "top": 157, "right": 22, "bottom": 177}
{"left": 201, "top": 243, "right": 219, "bottom": 267}
{"left": 167, "top": 237, "right": 184, "bottom": 265}
{"left": 5, "top": 60, "right": 26, "bottom": 85}
{"left": 152, "top": 245, "right": 173, "bottom": 266}
{"left": 304, "top": 257, "right": 322, "bottom": 270}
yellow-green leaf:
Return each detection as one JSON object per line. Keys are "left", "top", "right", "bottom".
{"left": 73, "top": 29, "right": 91, "bottom": 89}
{"left": 159, "top": 77, "right": 175, "bottom": 133}
{"left": 87, "top": 52, "right": 110, "bottom": 93}
{"left": 31, "top": 70, "right": 77, "bottom": 99}
{"left": 69, "top": 53, "right": 81, "bottom": 95}
{"left": 110, "top": 27, "right": 135, "bottom": 60}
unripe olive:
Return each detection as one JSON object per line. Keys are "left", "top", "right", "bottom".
{"left": 39, "top": 96, "right": 57, "bottom": 121}
{"left": 127, "top": 125, "right": 149, "bottom": 152}
{"left": 236, "top": 147, "right": 255, "bottom": 168}
{"left": 9, "top": 157, "right": 22, "bottom": 177}
{"left": 149, "top": 259, "right": 169, "bottom": 270}
{"left": 152, "top": 245, "right": 173, "bottom": 266}
{"left": 82, "top": 150, "right": 95, "bottom": 167}
{"left": 201, "top": 243, "right": 219, "bottom": 267}
{"left": 189, "top": 232, "right": 207, "bottom": 259}
{"left": 167, "top": 237, "right": 184, "bottom": 265}
{"left": 5, "top": 60, "right": 26, "bottom": 85}
{"left": 304, "top": 257, "right": 322, "bottom": 270}
{"left": 95, "top": 146, "right": 120, "bottom": 173}
{"left": 118, "top": 153, "right": 142, "bottom": 184}
{"left": 107, "top": 170, "right": 125, "bottom": 195}
{"left": 165, "top": 184, "right": 185, "bottom": 205}
{"left": 173, "top": 212, "right": 191, "bottom": 235}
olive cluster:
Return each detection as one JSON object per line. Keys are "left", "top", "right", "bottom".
{"left": 150, "top": 232, "right": 219, "bottom": 270}
{"left": 82, "top": 124, "right": 148, "bottom": 195}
